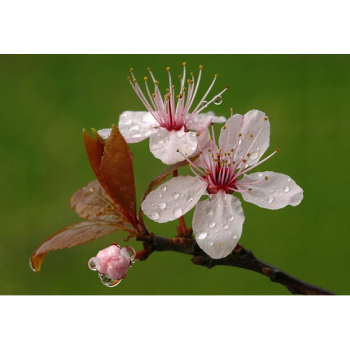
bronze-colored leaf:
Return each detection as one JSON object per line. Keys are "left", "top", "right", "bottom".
{"left": 100, "top": 125, "right": 137, "bottom": 226}
{"left": 30, "top": 221, "right": 129, "bottom": 272}
{"left": 70, "top": 179, "right": 125, "bottom": 223}
{"left": 138, "top": 154, "right": 199, "bottom": 226}
{"left": 82, "top": 128, "right": 107, "bottom": 190}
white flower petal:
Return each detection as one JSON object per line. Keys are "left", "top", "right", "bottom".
{"left": 236, "top": 110, "right": 270, "bottom": 166}
{"left": 193, "top": 191, "right": 245, "bottom": 259}
{"left": 141, "top": 176, "right": 208, "bottom": 223}
{"left": 118, "top": 111, "right": 159, "bottom": 143}
{"left": 238, "top": 171, "right": 303, "bottom": 209}
{"left": 218, "top": 113, "right": 243, "bottom": 152}
{"left": 149, "top": 127, "right": 198, "bottom": 165}
{"left": 186, "top": 111, "right": 226, "bottom": 131}
{"left": 98, "top": 128, "right": 112, "bottom": 139}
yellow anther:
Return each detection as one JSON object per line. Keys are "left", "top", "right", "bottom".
{"left": 228, "top": 163, "right": 231, "bottom": 167}
{"left": 152, "top": 93, "right": 155, "bottom": 98}
{"left": 208, "top": 149, "right": 212, "bottom": 152}
{"left": 196, "top": 132, "right": 200, "bottom": 137}
{"left": 230, "top": 108, "right": 233, "bottom": 112}
{"left": 127, "top": 76, "right": 131, "bottom": 80}
{"left": 223, "top": 126, "right": 227, "bottom": 130}
{"left": 155, "top": 80, "right": 159, "bottom": 85}
{"left": 130, "top": 68, "right": 134, "bottom": 72}
{"left": 199, "top": 151, "right": 203, "bottom": 154}
{"left": 218, "top": 148, "right": 222, "bottom": 153}
{"left": 232, "top": 161, "right": 236, "bottom": 164}
{"left": 249, "top": 134, "right": 253, "bottom": 138}
{"left": 133, "top": 79, "right": 137, "bottom": 83}
{"left": 179, "top": 93, "right": 183, "bottom": 98}
{"left": 183, "top": 87, "right": 187, "bottom": 91}
{"left": 147, "top": 67, "right": 151, "bottom": 71}
{"left": 189, "top": 80, "right": 193, "bottom": 84}
{"left": 211, "top": 154, "right": 214, "bottom": 158}
{"left": 166, "top": 88, "right": 170, "bottom": 93}
{"left": 231, "top": 148, "right": 234, "bottom": 152}
{"left": 187, "top": 79, "right": 191, "bottom": 83}
{"left": 238, "top": 133, "right": 242, "bottom": 137}
{"left": 183, "top": 62, "right": 187, "bottom": 66}
{"left": 247, "top": 153, "right": 251, "bottom": 157}
{"left": 214, "top": 158, "right": 218, "bottom": 162}
{"left": 275, "top": 148, "right": 280, "bottom": 152}
{"left": 176, "top": 95, "right": 180, "bottom": 100}
{"left": 166, "top": 67, "right": 171, "bottom": 71}
{"left": 178, "top": 75, "right": 182, "bottom": 79}
{"left": 265, "top": 176, "right": 268, "bottom": 180}
{"left": 189, "top": 164, "right": 193, "bottom": 168}
{"left": 224, "top": 153, "right": 227, "bottom": 156}
{"left": 206, "top": 171, "right": 210, "bottom": 175}
{"left": 215, "top": 74, "right": 219, "bottom": 78}
{"left": 191, "top": 72, "right": 194, "bottom": 76}
{"left": 243, "top": 159, "right": 247, "bottom": 163}
{"left": 249, "top": 188, "right": 252, "bottom": 191}
{"left": 210, "top": 136, "right": 213, "bottom": 140}
{"left": 264, "top": 117, "right": 268, "bottom": 121}
{"left": 227, "top": 152, "right": 231, "bottom": 156}
{"left": 172, "top": 85, "right": 176, "bottom": 90}
{"left": 199, "top": 65, "right": 203, "bottom": 69}
{"left": 144, "top": 76, "right": 148, "bottom": 81}
{"left": 224, "top": 159, "right": 228, "bottom": 163}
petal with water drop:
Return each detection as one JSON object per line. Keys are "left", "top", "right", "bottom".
{"left": 149, "top": 127, "right": 198, "bottom": 165}
{"left": 141, "top": 176, "right": 207, "bottom": 223}
{"left": 193, "top": 191, "right": 245, "bottom": 259}
{"left": 186, "top": 111, "right": 226, "bottom": 131}
{"left": 237, "top": 171, "right": 303, "bottom": 209}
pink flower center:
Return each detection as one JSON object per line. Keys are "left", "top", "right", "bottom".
{"left": 127, "top": 63, "right": 228, "bottom": 132}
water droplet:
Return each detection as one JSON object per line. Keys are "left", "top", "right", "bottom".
{"left": 209, "top": 240, "right": 214, "bottom": 246}
{"left": 236, "top": 206, "right": 242, "bottom": 212}
{"left": 208, "top": 221, "right": 216, "bottom": 228}
{"left": 129, "top": 125, "right": 140, "bottom": 132}
{"left": 133, "top": 132, "right": 141, "bottom": 138}
{"left": 159, "top": 194, "right": 163, "bottom": 198}
{"left": 157, "top": 139, "right": 164, "bottom": 144}
{"left": 268, "top": 189, "right": 275, "bottom": 194}
{"left": 233, "top": 234, "right": 238, "bottom": 240}
{"left": 98, "top": 273, "right": 121, "bottom": 287}
{"left": 150, "top": 212, "right": 160, "bottom": 220}
{"left": 223, "top": 195, "right": 227, "bottom": 200}
{"left": 214, "top": 96, "right": 223, "bottom": 105}
{"left": 198, "top": 232, "right": 207, "bottom": 239}
{"left": 260, "top": 198, "right": 264, "bottom": 202}
{"left": 228, "top": 215, "right": 234, "bottom": 221}
{"left": 267, "top": 196, "right": 274, "bottom": 204}
{"left": 172, "top": 192, "right": 180, "bottom": 200}
{"left": 223, "top": 224, "right": 229, "bottom": 229}
{"left": 187, "top": 196, "right": 193, "bottom": 202}
{"left": 201, "top": 100, "right": 208, "bottom": 107}
{"left": 245, "top": 164, "right": 249, "bottom": 169}
{"left": 287, "top": 177, "right": 291, "bottom": 182}
{"left": 283, "top": 186, "right": 290, "bottom": 192}
{"left": 174, "top": 208, "right": 183, "bottom": 218}
{"left": 249, "top": 151, "right": 259, "bottom": 160}
{"left": 88, "top": 258, "right": 97, "bottom": 271}
{"left": 206, "top": 208, "right": 214, "bottom": 215}
{"left": 163, "top": 137, "right": 170, "bottom": 143}
{"left": 160, "top": 185, "right": 167, "bottom": 191}
{"left": 257, "top": 173, "right": 263, "bottom": 177}
{"left": 158, "top": 202, "right": 166, "bottom": 209}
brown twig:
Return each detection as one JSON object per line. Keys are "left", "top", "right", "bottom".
{"left": 136, "top": 233, "right": 335, "bottom": 295}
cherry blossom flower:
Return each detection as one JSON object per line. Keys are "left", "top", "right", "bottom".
{"left": 88, "top": 244, "right": 135, "bottom": 287}
{"left": 98, "top": 63, "right": 228, "bottom": 164}
{"left": 141, "top": 110, "right": 303, "bottom": 259}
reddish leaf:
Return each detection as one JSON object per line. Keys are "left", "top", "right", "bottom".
{"left": 100, "top": 125, "right": 137, "bottom": 226}
{"left": 30, "top": 221, "right": 130, "bottom": 272}
{"left": 71, "top": 179, "right": 129, "bottom": 223}
{"left": 138, "top": 154, "right": 199, "bottom": 226}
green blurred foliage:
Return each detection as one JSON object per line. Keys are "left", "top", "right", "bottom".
{"left": 1, "top": 55, "right": 349, "bottom": 295}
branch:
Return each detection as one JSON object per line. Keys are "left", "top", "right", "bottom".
{"left": 136, "top": 234, "right": 335, "bottom": 295}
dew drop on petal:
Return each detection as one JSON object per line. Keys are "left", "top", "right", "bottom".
{"left": 236, "top": 206, "right": 242, "bottom": 212}
{"left": 228, "top": 215, "right": 234, "bottom": 221}
{"left": 233, "top": 234, "right": 238, "bottom": 240}
{"left": 208, "top": 221, "right": 216, "bottom": 228}
{"left": 133, "top": 132, "right": 141, "bottom": 138}
{"left": 129, "top": 125, "right": 140, "bottom": 132}
{"left": 257, "top": 173, "right": 263, "bottom": 177}
{"left": 223, "top": 224, "right": 229, "bottom": 230}
{"left": 267, "top": 196, "right": 274, "bottom": 204}
{"left": 283, "top": 186, "right": 290, "bottom": 193}
{"left": 249, "top": 151, "right": 259, "bottom": 161}
{"left": 209, "top": 240, "right": 214, "bottom": 246}
{"left": 172, "top": 192, "right": 180, "bottom": 200}
{"left": 206, "top": 208, "right": 214, "bottom": 215}
{"left": 268, "top": 189, "right": 275, "bottom": 194}
{"left": 174, "top": 208, "right": 183, "bottom": 218}
{"left": 287, "top": 177, "right": 291, "bottom": 182}
{"left": 98, "top": 273, "right": 121, "bottom": 288}
{"left": 160, "top": 185, "right": 167, "bottom": 191}
{"left": 163, "top": 137, "right": 170, "bottom": 143}
{"left": 158, "top": 194, "right": 162, "bottom": 198}
{"left": 187, "top": 196, "right": 193, "bottom": 202}
{"left": 150, "top": 212, "right": 160, "bottom": 220}
{"left": 198, "top": 232, "right": 207, "bottom": 239}
{"left": 158, "top": 202, "right": 166, "bottom": 209}
{"left": 214, "top": 96, "right": 223, "bottom": 105}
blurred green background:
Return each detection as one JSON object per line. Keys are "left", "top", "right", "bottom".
{"left": 1, "top": 55, "right": 349, "bottom": 295}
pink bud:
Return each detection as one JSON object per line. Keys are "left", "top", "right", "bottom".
{"left": 88, "top": 245, "right": 135, "bottom": 281}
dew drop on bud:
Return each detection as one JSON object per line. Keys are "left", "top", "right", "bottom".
{"left": 88, "top": 258, "right": 97, "bottom": 271}
{"left": 214, "top": 96, "right": 223, "bottom": 105}
{"left": 98, "top": 273, "right": 122, "bottom": 288}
